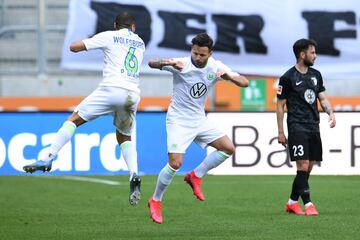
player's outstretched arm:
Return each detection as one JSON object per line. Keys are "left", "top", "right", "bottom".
{"left": 148, "top": 59, "right": 184, "bottom": 71}
{"left": 70, "top": 40, "right": 87, "bottom": 52}
{"left": 219, "top": 71, "right": 249, "bottom": 87}
{"left": 148, "top": 59, "right": 169, "bottom": 69}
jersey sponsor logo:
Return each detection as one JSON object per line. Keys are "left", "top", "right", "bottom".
{"left": 207, "top": 72, "right": 216, "bottom": 81}
{"left": 190, "top": 82, "right": 207, "bottom": 99}
{"left": 277, "top": 85, "right": 283, "bottom": 94}
{"left": 311, "top": 77, "right": 317, "bottom": 86}
{"left": 304, "top": 89, "right": 316, "bottom": 104}
{"left": 295, "top": 81, "right": 303, "bottom": 86}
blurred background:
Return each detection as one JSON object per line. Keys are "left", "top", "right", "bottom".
{"left": 1, "top": 0, "right": 359, "bottom": 112}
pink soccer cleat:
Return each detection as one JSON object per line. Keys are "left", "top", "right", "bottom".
{"left": 305, "top": 204, "right": 319, "bottom": 216}
{"left": 148, "top": 197, "right": 163, "bottom": 224}
{"left": 184, "top": 171, "right": 205, "bottom": 201}
{"left": 285, "top": 202, "right": 305, "bottom": 215}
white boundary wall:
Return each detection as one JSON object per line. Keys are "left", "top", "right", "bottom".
{"left": 207, "top": 112, "right": 360, "bottom": 175}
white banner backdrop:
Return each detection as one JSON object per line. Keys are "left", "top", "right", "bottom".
{"left": 207, "top": 112, "right": 360, "bottom": 175}
{"left": 61, "top": 0, "right": 360, "bottom": 79}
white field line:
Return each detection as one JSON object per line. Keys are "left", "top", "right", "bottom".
{"left": 36, "top": 175, "right": 122, "bottom": 185}
{"left": 60, "top": 176, "right": 122, "bottom": 185}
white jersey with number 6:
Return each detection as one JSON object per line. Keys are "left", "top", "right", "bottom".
{"left": 83, "top": 28, "right": 145, "bottom": 93}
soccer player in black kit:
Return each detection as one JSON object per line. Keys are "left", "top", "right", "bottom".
{"left": 276, "top": 39, "right": 336, "bottom": 216}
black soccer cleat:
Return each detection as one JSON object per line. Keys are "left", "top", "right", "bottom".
{"left": 129, "top": 174, "right": 141, "bottom": 206}
{"left": 23, "top": 160, "right": 53, "bottom": 174}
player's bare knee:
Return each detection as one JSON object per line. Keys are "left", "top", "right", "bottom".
{"left": 169, "top": 161, "right": 182, "bottom": 170}
{"left": 222, "top": 144, "right": 235, "bottom": 156}
{"left": 296, "top": 160, "right": 310, "bottom": 171}
{"left": 116, "top": 130, "right": 131, "bottom": 144}
{"left": 67, "top": 112, "right": 86, "bottom": 126}
{"left": 168, "top": 153, "right": 183, "bottom": 170}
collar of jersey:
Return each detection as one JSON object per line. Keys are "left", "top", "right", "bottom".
{"left": 119, "top": 28, "right": 132, "bottom": 34}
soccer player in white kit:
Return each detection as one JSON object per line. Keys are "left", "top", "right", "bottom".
{"left": 147, "top": 33, "right": 249, "bottom": 224}
{"left": 23, "top": 12, "right": 145, "bottom": 206}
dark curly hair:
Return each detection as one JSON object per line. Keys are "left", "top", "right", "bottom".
{"left": 191, "top": 32, "right": 214, "bottom": 51}
{"left": 293, "top": 38, "right": 317, "bottom": 59}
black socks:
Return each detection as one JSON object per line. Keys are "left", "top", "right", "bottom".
{"left": 290, "top": 170, "right": 311, "bottom": 204}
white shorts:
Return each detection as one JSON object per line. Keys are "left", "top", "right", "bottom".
{"left": 75, "top": 86, "right": 140, "bottom": 136}
{"left": 166, "top": 117, "right": 225, "bottom": 153}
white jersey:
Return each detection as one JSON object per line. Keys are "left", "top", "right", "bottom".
{"left": 163, "top": 56, "right": 232, "bottom": 123}
{"left": 83, "top": 29, "right": 145, "bottom": 93}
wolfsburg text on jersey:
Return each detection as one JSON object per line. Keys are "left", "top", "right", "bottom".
{"left": 113, "top": 36, "right": 145, "bottom": 49}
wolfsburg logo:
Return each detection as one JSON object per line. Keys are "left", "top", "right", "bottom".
{"left": 190, "top": 82, "right": 207, "bottom": 99}
{"left": 207, "top": 72, "right": 215, "bottom": 81}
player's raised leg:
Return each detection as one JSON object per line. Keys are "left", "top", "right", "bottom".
{"left": 185, "top": 136, "right": 233, "bottom": 201}
{"left": 23, "top": 120, "right": 78, "bottom": 173}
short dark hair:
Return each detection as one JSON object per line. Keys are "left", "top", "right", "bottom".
{"left": 293, "top": 38, "right": 317, "bottom": 59}
{"left": 191, "top": 32, "right": 214, "bottom": 51}
{"left": 115, "top": 12, "right": 135, "bottom": 30}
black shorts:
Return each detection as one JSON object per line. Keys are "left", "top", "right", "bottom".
{"left": 287, "top": 131, "right": 322, "bottom": 162}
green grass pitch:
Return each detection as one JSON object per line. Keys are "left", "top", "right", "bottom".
{"left": 0, "top": 175, "right": 359, "bottom": 240}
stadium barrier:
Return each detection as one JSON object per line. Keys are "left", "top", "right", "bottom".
{"left": 0, "top": 112, "right": 359, "bottom": 175}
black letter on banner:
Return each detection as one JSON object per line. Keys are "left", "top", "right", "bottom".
{"left": 351, "top": 125, "right": 360, "bottom": 167}
{"left": 302, "top": 11, "right": 356, "bottom": 56}
{"left": 90, "top": 2, "right": 151, "bottom": 45}
{"left": 267, "top": 137, "right": 292, "bottom": 168}
{"left": 232, "top": 126, "right": 260, "bottom": 167}
{"left": 158, "top": 12, "right": 205, "bottom": 50}
{"left": 212, "top": 14, "right": 267, "bottom": 54}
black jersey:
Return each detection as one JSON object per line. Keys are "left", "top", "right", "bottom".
{"left": 277, "top": 66, "right": 325, "bottom": 132}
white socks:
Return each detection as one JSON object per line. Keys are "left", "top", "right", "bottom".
{"left": 120, "top": 141, "right": 138, "bottom": 180}
{"left": 194, "top": 150, "right": 230, "bottom": 178}
{"left": 305, "top": 202, "right": 313, "bottom": 208}
{"left": 153, "top": 164, "right": 177, "bottom": 201}
{"left": 288, "top": 199, "right": 314, "bottom": 207}
{"left": 44, "top": 121, "right": 77, "bottom": 161}
{"left": 152, "top": 151, "right": 230, "bottom": 201}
